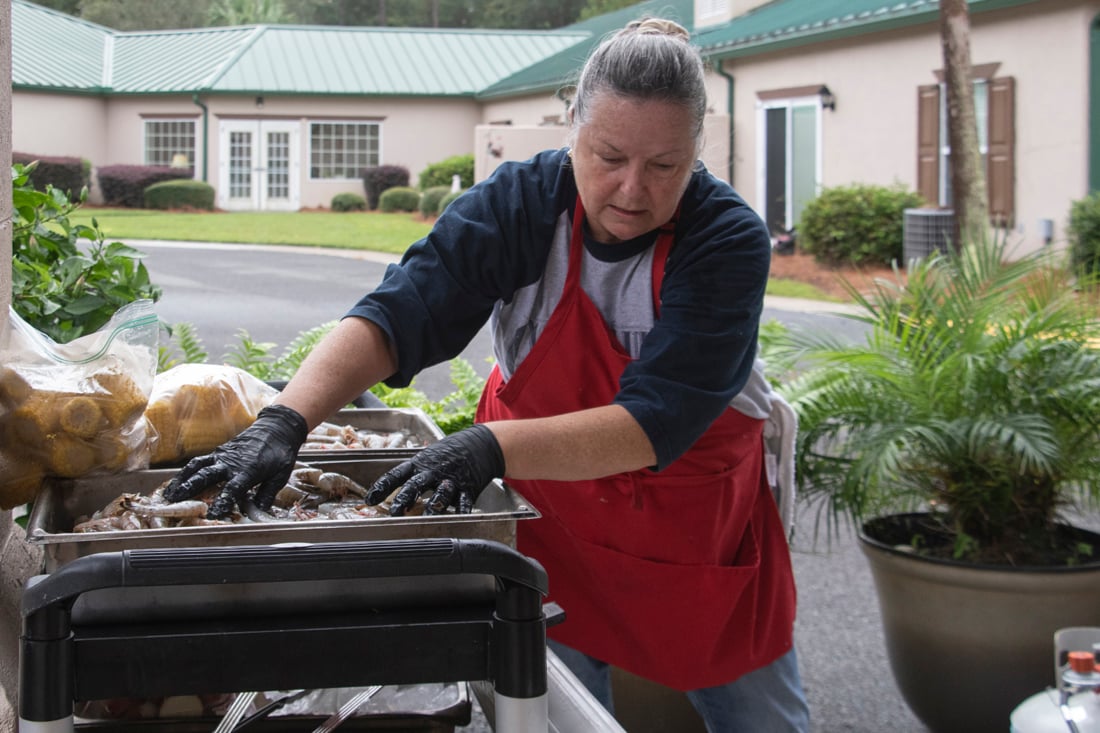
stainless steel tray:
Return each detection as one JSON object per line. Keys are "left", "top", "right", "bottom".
{"left": 299, "top": 407, "right": 445, "bottom": 459}
{"left": 74, "top": 683, "right": 471, "bottom": 732}
{"left": 26, "top": 456, "right": 538, "bottom": 572}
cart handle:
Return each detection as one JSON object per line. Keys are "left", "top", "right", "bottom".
{"left": 23, "top": 537, "right": 547, "bottom": 619}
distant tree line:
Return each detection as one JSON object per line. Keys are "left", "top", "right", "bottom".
{"left": 29, "top": 0, "right": 640, "bottom": 31}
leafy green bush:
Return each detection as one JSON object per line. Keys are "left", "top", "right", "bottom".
{"left": 144, "top": 179, "right": 215, "bottom": 210}
{"left": 799, "top": 183, "right": 925, "bottom": 267}
{"left": 12, "top": 152, "right": 90, "bottom": 197}
{"left": 10, "top": 163, "right": 162, "bottom": 343}
{"left": 362, "top": 165, "right": 410, "bottom": 210}
{"left": 437, "top": 190, "right": 464, "bottom": 214}
{"left": 331, "top": 192, "right": 367, "bottom": 212}
{"left": 1068, "top": 191, "right": 1100, "bottom": 277}
{"left": 97, "top": 164, "right": 194, "bottom": 208}
{"left": 379, "top": 186, "right": 421, "bottom": 213}
{"left": 418, "top": 186, "right": 451, "bottom": 217}
{"left": 418, "top": 154, "right": 474, "bottom": 190}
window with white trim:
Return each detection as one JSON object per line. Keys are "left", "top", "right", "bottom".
{"left": 698, "top": 0, "right": 726, "bottom": 20}
{"left": 309, "top": 121, "right": 380, "bottom": 179}
{"left": 144, "top": 119, "right": 195, "bottom": 167}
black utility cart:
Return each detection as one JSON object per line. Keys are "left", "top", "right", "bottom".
{"left": 20, "top": 538, "right": 554, "bottom": 732}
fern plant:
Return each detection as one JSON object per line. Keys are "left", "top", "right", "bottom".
{"left": 158, "top": 321, "right": 208, "bottom": 371}
{"left": 778, "top": 237, "right": 1100, "bottom": 565}
{"left": 159, "top": 320, "right": 486, "bottom": 435}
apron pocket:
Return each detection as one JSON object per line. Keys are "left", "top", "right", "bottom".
{"left": 543, "top": 527, "right": 776, "bottom": 690}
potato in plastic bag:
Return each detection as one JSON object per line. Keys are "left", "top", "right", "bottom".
{"left": 143, "top": 363, "right": 279, "bottom": 465}
{"left": 0, "top": 300, "right": 158, "bottom": 509}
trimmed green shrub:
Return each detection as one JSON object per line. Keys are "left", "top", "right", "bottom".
{"left": 12, "top": 152, "right": 89, "bottom": 197}
{"left": 98, "top": 165, "right": 194, "bottom": 208}
{"left": 331, "top": 192, "right": 367, "bottom": 212}
{"left": 1068, "top": 191, "right": 1100, "bottom": 277}
{"left": 418, "top": 186, "right": 452, "bottom": 217}
{"left": 362, "top": 165, "right": 410, "bottom": 210}
{"left": 438, "top": 190, "right": 464, "bottom": 215}
{"left": 799, "top": 183, "right": 925, "bottom": 267}
{"left": 379, "top": 186, "right": 421, "bottom": 213}
{"left": 418, "top": 154, "right": 474, "bottom": 190}
{"left": 144, "top": 179, "right": 215, "bottom": 210}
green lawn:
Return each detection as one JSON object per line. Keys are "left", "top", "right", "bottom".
{"left": 71, "top": 208, "right": 433, "bottom": 256}
{"left": 70, "top": 207, "right": 834, "bottom": 301}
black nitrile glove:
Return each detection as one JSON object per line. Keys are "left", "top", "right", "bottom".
{"left": 163, "top": 404, "right": 309, "bottom": 519}
{"left": 366, "top": 424, "right": 504, "bottom": 516}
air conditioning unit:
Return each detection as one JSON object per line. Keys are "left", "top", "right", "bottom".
{"left": 903, "top": 208, "right": 955, "bottom": 263}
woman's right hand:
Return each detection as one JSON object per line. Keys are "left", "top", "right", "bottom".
{"left": 163, "top": 403, "right": 308, "bottom": 518}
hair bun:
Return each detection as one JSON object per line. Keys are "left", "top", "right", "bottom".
{"left": 622, "top": 17, "right": 690, "bottom": 41}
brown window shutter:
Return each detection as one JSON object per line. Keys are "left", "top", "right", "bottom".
{"left": 986, "top": 76, "right": 1015, "bottom": 228}
{"left": 917, "top": 84, "right": 941, "bottom": 206}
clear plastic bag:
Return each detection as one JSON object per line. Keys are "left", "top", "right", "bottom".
{"left": 143, "top": 363, "right": 279, "bottom": 466}
{"left": 0, "top": 300, "right": 159, "bottom": 509}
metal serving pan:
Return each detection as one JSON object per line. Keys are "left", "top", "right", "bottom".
{"left": 73, "top": 684, "right": 471, "bottom": 732}
{"left": 26, "top": 456, "right": 538, "bottom": 573}
{"left": 299, "top": 407, "right": 445, "bottom": 459}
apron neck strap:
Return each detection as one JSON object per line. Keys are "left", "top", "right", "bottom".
{"left": 571, "top": 196, "right": 678, "bottom": 314}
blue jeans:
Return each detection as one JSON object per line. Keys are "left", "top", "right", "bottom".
{"left": 548, "top": 640, "right": 811, "bottom": 733}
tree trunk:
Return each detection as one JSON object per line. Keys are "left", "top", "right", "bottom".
{"left": 940, "top": 0, "right": 988, "bottom": 249}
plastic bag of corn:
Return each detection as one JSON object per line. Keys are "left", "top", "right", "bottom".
{"left": 0, "top": 300, "right": 159, "bottom": 509}
{"left": 143, "top": 364, "right": 279, "bottom": 466}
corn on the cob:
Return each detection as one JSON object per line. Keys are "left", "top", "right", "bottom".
{"left": 8, "top": 393, "right": 59, "bottom": 444}
{"left": 60, "top": 395, "right": 104, "bottom": 438}
{"left": 43, "top": 432, "right": 97, "bottom": 478}
{"left": 93, "top": 371, "right": 147, "bottom": 426}
{"left": 96, "top": 434, "right": 131, "bottom": 472}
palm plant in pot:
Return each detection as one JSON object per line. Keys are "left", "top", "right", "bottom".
{"left": 777, "top": 238, "right": 1100, "bottom": 733}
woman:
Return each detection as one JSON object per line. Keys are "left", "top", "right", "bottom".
{"left": 168, "top": 17, "right": 810, "bottom": 731}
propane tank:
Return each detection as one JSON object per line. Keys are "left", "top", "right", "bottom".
{"left": 1011, "top": 649, "right": 1100, "bottom": 732}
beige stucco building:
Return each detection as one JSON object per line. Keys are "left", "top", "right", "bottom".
{"left": 13, "top": 0, "right": 1099, "bottom": 256}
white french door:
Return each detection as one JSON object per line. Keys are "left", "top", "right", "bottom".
{"left": 757, "top": 98, "right": 822, "bottom": 235}
{"left": 218, "top": 120, "right": 300, "bottom": 211}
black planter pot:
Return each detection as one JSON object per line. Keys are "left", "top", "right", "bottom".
{"left": 858, "top": 513, "right": 1100, "bottom": 733}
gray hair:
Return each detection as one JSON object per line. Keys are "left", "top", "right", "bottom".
{"left": 569, "top": 18, "right": 707, "bottom": 142}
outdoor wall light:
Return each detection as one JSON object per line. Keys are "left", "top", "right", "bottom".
{"left": 819, "top": 85, "right": 836, "bottom": 111}
{"left": 1039, "top": 218, "right": 1054, "bottom": 245}
{"left": 255, "top": 95, "right": 264, "bottom": 109}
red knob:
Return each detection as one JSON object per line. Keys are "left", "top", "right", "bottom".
{"left": 1068, "top": 651, "right": 1097, "bottom": 674}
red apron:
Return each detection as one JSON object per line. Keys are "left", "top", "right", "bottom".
{"left": 475, "top": 198, "right": 796, "bottom": 690}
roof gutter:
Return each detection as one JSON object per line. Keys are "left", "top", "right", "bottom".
{"left": 699, "top": 0, "right": 1042, "bottom": 62}
{"left": 712, "top": 59, "right": 735, "bottom": 184}
{"left": 191, "top": 94, "right": 209, "bottom": 182}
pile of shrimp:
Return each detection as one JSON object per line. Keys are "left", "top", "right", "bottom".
{"left": 72, "top": 464, "right": 424, "bottom": 533}
{"left": 302, "top": 422, "right": 425, "bottom": 451}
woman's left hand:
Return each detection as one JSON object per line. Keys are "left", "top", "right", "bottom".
{"left": 366, "top": 424, "right": 505, "bottom": 515}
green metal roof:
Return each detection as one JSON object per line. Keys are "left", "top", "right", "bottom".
{"left": 477, "top": 0, "right": 696, "bottom": 99}
{"left": 111, "top": 27, "right": 259, "bottom": 93}
{"left": 12, "top": 0, "right": 110, "bottom": 91}
{"left": 694, "top": 0, "right": 1045, "bottom": 60}
{"left": 13, "top": 0, "right": 1049, "bottom": 99}
{"left": 11, "top": 0, "right": 587, "bottom": 97}
{"left": 208, "top": 26, "right": 589, "bottom": 96}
